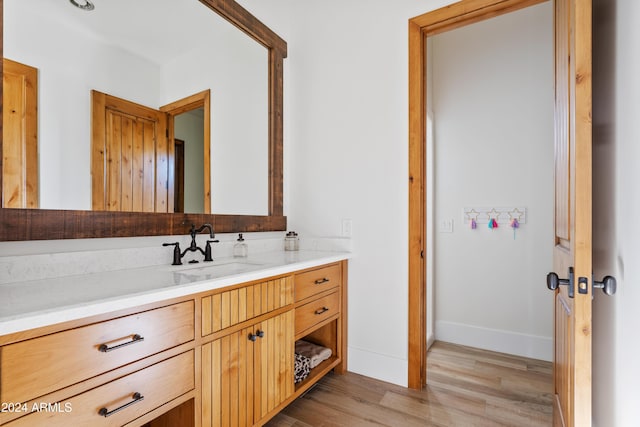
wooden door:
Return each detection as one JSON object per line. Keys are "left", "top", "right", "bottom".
{"left": 201, "top": 325, "right": 256, "bottom": 427}
{"left": 91, "top": 90, "right": 172, "bottom": 212}
{"left": 254, "top": 311, "right": 294, "bottom": 421}
{"left": 552, "top": 0, "right": 592, "bottom": 425}
{"left": 201, "top": 310, "right": 293, "bottom": 427}
{"left": 2, "top": 59, "right": 38, "bottom": 208}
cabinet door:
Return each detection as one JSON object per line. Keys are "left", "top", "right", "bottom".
{"left": 201, "top": 310, "right": 293, "bottom": 427}
{"left": 254, "top": 310, "right": 294, "bottom": 421}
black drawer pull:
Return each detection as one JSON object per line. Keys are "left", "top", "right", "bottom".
{"left": 98, "top": 392, "right": 144, "bottom": 417}
{"left": 99, "top": 334, "right": 144, "bottom": 353}
{"left": 314, "top": 278, "right": 330, "bottom": 285}
{"left": 314, "top": 307, "right": 330, "bottom": 315}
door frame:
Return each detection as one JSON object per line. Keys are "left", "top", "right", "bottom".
{"left": 160, "top": 89, "right": 211, "bottom": 214}
{"left": 407, "top": 0, "right": 549, "bottom": 389}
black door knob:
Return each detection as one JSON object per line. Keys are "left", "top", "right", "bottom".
{"left": 546, "top": 272, "right": 563, "bottom": 290}
{"left": 546, "top": 267, "right": 574, "bottom": 298}
{"left": 593, "top": 275, "right": 617, "bottom": 296}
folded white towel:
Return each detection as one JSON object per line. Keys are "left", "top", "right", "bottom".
{"left": 295, "top": 340, "right": 332, "bottom": 369}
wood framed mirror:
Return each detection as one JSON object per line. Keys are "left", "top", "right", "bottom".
{"left": 0, "top": 0, "right": 287, "bottom": 241}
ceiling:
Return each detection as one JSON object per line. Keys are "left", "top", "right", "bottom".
{"left": 27, "top": 0, "right": 245, "bottom": 66}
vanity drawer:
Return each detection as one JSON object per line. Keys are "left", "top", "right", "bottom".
{"left": 294, "top": 263, "right": 341, "bottom": 302}
{"left": 295, "top": 291, "right": 340, "bottom": 336}
{"left": 1, "top": 301, "right": 194, "bottom": 404}
{"left": 6, "top": 350, "right": 194, "bottom": 427}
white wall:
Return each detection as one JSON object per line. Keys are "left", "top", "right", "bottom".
{"left": 430, "top": 3, "right": 554, "bottom": 360}
{"left": 160, "top": 32, "right": 268, "bottom": 216}
{"left": 5, "top": 1, "right": 161, "bottom": 210}
{"left": 5, "top": 0, "right": 268, "bottom": 214}
{"left": 592, "top": 0, "right": 640, "bottom": 425}
{"left": 237, "top": 0, "right": 453, "bottom": 386}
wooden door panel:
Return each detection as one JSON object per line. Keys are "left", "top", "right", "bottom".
{"left": 2, "top": 59, "right": 38, "bottom": 209}
{"left": 553, "top": 294, "right": 571, "bottom": 427}
{"left": 106, "top": 112, "right": 123, "bottom": 211}
{"left": 142, "top": 120, "right": 157, "bottom": 212}
{"left": 201, "top": 311, "right": 293, "bottom": 427}
{"left": 92, "top": 90, "right": 170, "bottom": 212}
{"left": 552, "top": 0, "right": 592, "bottom": 426}
{"left": 554, "top": 0, "right": 570, "bottom": 243}
{"left": 256, "top": 310, "right": 294, "bottom": 420}
{"left": 120, "top": 114, "right": 134, "bottom": 211}
{"left": 131, "top": 120, "right": 144, "bottom": 212}
{"left": 155, "top": 117, "right": 170, "bottom": 213}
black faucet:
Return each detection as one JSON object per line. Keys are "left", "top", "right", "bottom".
{"left": 162, "top": 242, "right": 182, "bottom": 265}
{"left": 163, "top": 224, "right": 219, "bottom": 265}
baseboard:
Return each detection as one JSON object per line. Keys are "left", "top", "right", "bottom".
{"left": 347, "top": 346, "right": 408, "bottom": 387}
{"left": 435, "top": 320, "right": 552, "bottom": 361}
{"left": 427, "top": 331, "right": 435, "bottom": 350}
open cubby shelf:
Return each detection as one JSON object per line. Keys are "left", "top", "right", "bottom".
{"left": 294, "top": 356, "right": 340, "bottom": 393}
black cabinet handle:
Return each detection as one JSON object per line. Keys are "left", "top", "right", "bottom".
{"left": 249, "top": 330, "right": 265, "bottom": 342}
{"left": 314, "top": 278, "right": 330, "bottom": 285}
{"left": 99, "top": 334, "right": 144, "bottom": 353}
{"left": 98, "top": 392, "right": 144, "bottom": 417}
{"left": 314, "top": 307, "right": 329, "bottom": 315}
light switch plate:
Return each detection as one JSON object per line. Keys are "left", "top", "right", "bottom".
{"left": 341, "top": 218, "right": 353, "bottom": 237}
{"left": 439, "top": 218, "right": 454, "bottom": 233}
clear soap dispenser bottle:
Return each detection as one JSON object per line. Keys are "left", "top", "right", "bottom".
{"left": 233, "top": 233, "right": 248, "bottom": 258}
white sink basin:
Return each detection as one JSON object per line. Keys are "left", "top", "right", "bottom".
{"left": 170, "top": 260, "right": 265, "bottom": 278}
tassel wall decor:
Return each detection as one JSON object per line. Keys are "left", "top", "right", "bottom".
{"left": 510, "top": 218, "right": 519, "bottom": 240}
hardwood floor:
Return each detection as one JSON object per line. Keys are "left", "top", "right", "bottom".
{"left": 265, "top": 341, "right": 552, "bottom": 426}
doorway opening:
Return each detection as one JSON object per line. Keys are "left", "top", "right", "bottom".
{"left": 171, "top": 108, "right": 206, "bottom": 213}
{"left": 161, "top": 90, "right": 211, "bottom": 214}
{"left": 408, "top": 0, "right": 551, "bottom": 389}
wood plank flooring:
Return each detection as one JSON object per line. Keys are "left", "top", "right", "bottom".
{"left": 265, "top": 341, "right": 552, "bottom": 426}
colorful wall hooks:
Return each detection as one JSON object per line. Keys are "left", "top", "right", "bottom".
{"left": 463, "top": 207, "right": 527, "bottom": 226}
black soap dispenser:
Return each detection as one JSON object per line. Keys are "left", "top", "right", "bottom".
{"left": 233, "top": 233, "right": 248, "bottom": 258}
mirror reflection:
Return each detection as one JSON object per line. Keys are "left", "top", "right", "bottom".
{"left": 3, "top": 0, "right": 268, "bottom": 215}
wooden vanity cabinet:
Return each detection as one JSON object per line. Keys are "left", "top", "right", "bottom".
{"left": 199, "top": 260, "right": 347, "bottom": 426}
{"left": 0, "top": 260, "right": 347, "bottom": 427}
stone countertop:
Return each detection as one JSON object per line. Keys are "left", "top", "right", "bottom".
{"left": 0, "top": 250, "right": 350, "bottom": 336}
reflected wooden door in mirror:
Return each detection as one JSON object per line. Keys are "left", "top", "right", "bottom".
{"left": 2, "top": 58, "right": 38, "bottom": 209}
{"left": 91, "top": 90, "right": 172, "bottom": 213}
{"left": 0, "top": 0, "right": 287, "bottom": 240}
